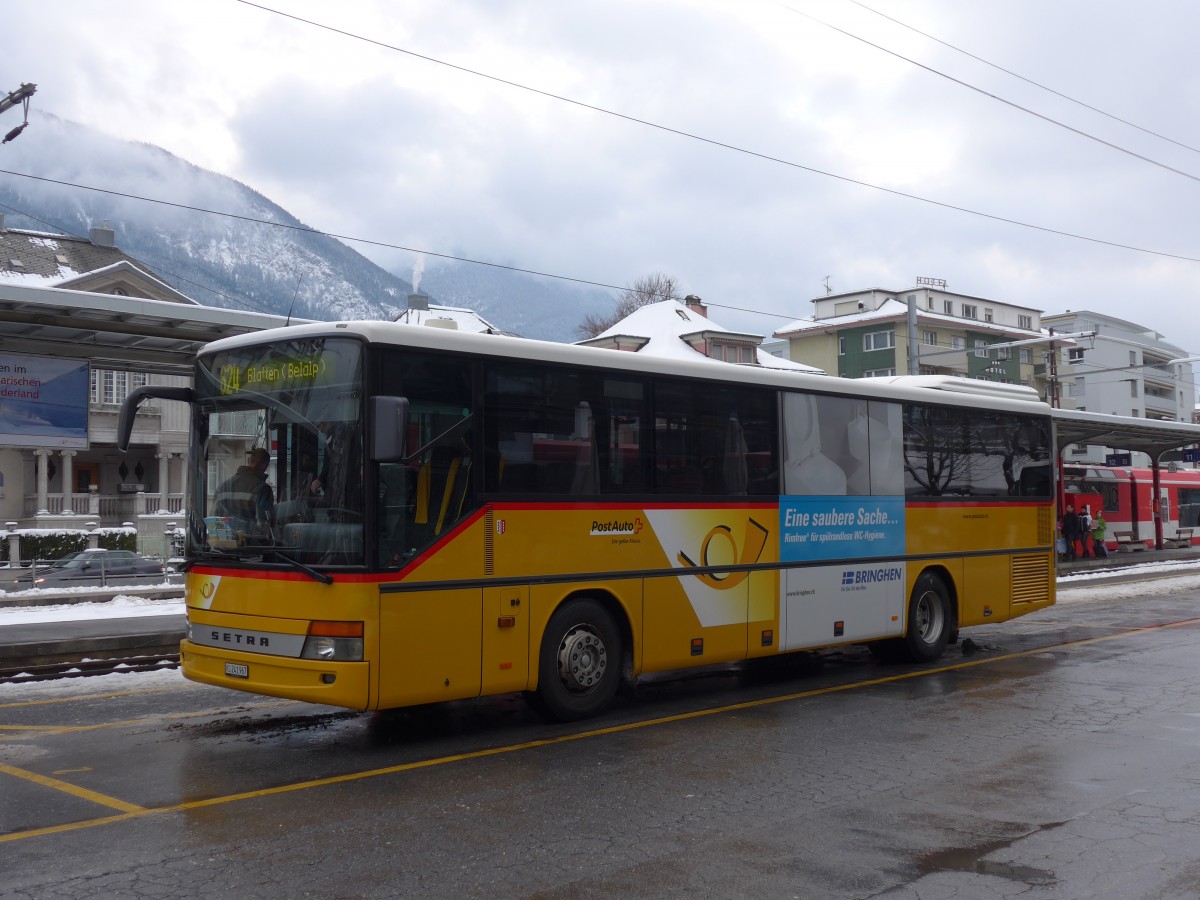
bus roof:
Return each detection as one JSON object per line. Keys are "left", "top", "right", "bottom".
{"left": 200, "top": 320, "right": 1055, "bottom": 417}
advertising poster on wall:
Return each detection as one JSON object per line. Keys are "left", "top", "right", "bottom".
{"left": 0, "top": 354, "right": 89, "bottom": 448}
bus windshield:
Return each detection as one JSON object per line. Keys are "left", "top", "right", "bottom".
{"left": 190, "top": 336, "right": 365, "bottom": 568}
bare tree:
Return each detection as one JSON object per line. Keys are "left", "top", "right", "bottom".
{"left": 576, "top": 272, "right": 681, "bottom": 339}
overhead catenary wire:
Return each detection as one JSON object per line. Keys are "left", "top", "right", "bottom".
{"left": 225, "top": 1, "right": 1200, "bottom": 262}
{"left": 5, "top": 165, "right": 1200, "bottom": 333}
{"left": 838, "top": 0, "right": 1200, "bottom": 158}
{"left": 782, "top": 5, "right": 1200, "bottom": 185}
{"left": 5, "top": 4, "right": 1199, "bottom": 325}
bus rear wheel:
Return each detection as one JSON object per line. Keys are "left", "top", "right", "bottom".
{"left": 534, "top": 598, "right": 622, "bottom": 722}
{"left": 902, "top": 572, "right": 952, "bottom": 662}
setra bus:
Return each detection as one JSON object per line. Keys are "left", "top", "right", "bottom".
{"left": 119, "top": 321, "right": 1056, "bottom": 720}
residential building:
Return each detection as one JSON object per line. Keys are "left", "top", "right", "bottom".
{"left": 1042, "top": 310, "right": 1197, "bottom": 464}
{"left": 773, "top": 282, "right": 1044, "bottom": 387}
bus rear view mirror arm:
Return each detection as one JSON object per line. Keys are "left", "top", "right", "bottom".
{"left": 117, "top": 385, "right": 194, "bottom": 452}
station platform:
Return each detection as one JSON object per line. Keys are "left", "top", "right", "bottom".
{"left": 0, "top": 614, "right": 186, "bottom": 668}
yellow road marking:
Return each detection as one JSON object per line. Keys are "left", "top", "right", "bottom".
{"left": 2, "top": 616, "right": 1197, "bottom": 845}
{"left": 0, "top": 763, "right": 147, "bottom": 815}
{"left": 0, "top": 686, "right": 183, "bottom": 710}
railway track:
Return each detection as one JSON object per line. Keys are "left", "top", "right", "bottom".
{"left": 0, "top": 653, "right": 181, "bottom": 684}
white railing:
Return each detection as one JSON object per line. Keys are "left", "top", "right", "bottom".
{"left": 24, "top": 492, "right": 186, "bottom": 520}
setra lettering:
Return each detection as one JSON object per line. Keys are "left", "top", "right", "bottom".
{"left": 212, "top": 630, "right": 269, "bottom": 647}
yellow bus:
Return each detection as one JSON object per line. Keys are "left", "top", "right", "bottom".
{"left": 119, "top": 321, "right": 1056, "bottom": 720}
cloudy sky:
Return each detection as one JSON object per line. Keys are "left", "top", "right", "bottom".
{"left": 4, "top": 0, "right": 1200, "bottom": 353}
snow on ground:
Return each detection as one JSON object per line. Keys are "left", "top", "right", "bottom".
{"left": 0, "top": 593, "right": 184, "bottom": 625}
{"left": 0, "top": 664, "right": 185, "bottom": 698}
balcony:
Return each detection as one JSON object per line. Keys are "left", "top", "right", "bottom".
{"left": 23, "top": 491, "right": 185, "bottom": 523}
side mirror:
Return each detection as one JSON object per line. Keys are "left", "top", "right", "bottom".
{"left": 371, "top": 396, "right": 409, "bottom": 462}
{"left": 118, "top": 385, "right": 193, "bottom": 451}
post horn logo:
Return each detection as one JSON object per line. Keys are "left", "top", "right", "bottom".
{"left": 677, "top": 518, "right": 769, "bottom": 589}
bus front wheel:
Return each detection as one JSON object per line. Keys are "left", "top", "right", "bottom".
{"left": 534, "top": 598, "right": 622, "bottom": 721}
{"left": 903, "top": 572, "right": 952, "bottom": 662}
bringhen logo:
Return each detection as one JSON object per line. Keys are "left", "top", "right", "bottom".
{"left": 590, "top": 518, "right": 643, "bottom": 536}
{"left": 842, "top": 566, "right": 903, "bottom": 588}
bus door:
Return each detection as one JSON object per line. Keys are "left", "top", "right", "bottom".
{"left": 482, "top": 585, "right": 529, "bottom": 693}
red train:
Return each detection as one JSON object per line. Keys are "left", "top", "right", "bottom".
{"left": 1061, "top": 465, "right": 1200, "bottom": 551}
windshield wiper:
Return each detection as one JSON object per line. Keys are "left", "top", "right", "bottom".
{"left": 190, "top": 545, "right": 333, "bottom": 584}
{"left": 243, "top": 546, "right": 335, "bottom": 585}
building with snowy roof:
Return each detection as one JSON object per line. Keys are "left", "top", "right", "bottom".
{"left": 774, "top": 282, "right": 1045, "bottom": 389}
{"left": 393, "top": 291, "right": 511, "bottom": 335}
{"left": 576, "top": 295, "right": 825, "bottom": 375}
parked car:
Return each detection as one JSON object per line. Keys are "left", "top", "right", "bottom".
{"left": 17, "top": 549, "right": 166, "bottom": 587}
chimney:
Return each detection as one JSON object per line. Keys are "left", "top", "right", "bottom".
{"left": 89, "top": 221, "right": 116, "bottom": 248}
{"left": 683, "top": 294, "right": 707, "bottom": 318}
{"left": 407, "top": 292, "right": 429, "bottom": 311}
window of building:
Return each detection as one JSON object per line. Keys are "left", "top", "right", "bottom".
{"left": 984, "top": 308, "right": 994, "bottom": 323}
{"left": 1130, "top": 351, "right": 1138, "bottom": 366}
{"left": 1069, "top": 377, "right": 1085, "bottom": 397}
{"left": 1019, "top": 348, "right": 1032, "bottom": 364}
{"left": 863, "top": 368, "right": 896, "bottom": 378}
{"left": 1017, "top": 314, "right": 1032, "bottom": 330}
{"left": 995, "top": 346, "right": 1009, "bottom": 361}
{"left": 90, "top": 369, "right": 148, "bottom": 406}
{"left": 863, "top": 330, "right": 895, "bottom": 352}
{"left": 974, "top": 340, "right": 988, "bottom": 358}
{"left": 838, "top": 335, "right": 846, "bottom": 356}
{"left": 712, "top": 343, "right": 755, "bottom": 365}
{"left": 962, "top": 304, "right": 978, "bottom": 319}
{"left": 951, "top": 336, "right": 966, "bottom": 350}
{"left": 1130, "top": 380, "right": 1139, "bottom": 398}
{"left": 922, "top": 330, "right": 937, "bottom": 346}
{"left": 1068, "top": 348, "right": 1085, "bottom": 363}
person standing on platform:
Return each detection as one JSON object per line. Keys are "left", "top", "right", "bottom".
{"left": 1061, "top": 507, "right": 1080, "bottom": 561}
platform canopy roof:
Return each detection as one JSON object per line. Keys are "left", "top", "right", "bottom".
{"left": 0, "top": 282, "right": 301, "bottom": 375}
{"left": 1052, "top": 408, "right": 1200, "bottom": 461}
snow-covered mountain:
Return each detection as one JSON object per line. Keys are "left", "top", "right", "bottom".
{"left": 0, "top": 115, "right": 611, "bottom": 340}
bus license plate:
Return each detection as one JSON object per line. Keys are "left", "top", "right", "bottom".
{"left": 225, "top": 662, "right": 249, "bottom": 679}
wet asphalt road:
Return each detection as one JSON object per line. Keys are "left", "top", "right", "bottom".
{"left": 2, "top": 578, "right": 1199, "bottom": 899}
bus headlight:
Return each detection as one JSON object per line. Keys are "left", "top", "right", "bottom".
{"left": 300, "top": 621, "right": 364, "bottom": 661}
{"left": 300, "top": 636, "right": 364, "bottom": 661}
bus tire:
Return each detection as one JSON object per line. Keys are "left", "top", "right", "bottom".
{"left": 903, "top": 571, "right": 952, "bottom": 662}
{"left": 534, "top": 598, "right": 622, "bottom": 722}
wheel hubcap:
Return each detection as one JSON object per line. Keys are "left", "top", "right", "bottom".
{"left": 916, "top": 591, "right": 944, "bottom": 643}
{"left": 558, "top": 625, "right": 607, "bottom": 692}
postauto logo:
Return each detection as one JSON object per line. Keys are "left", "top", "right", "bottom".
{"left": 590, "top": 517, "right": 643, "bottom": 536}
{"left": 841, "top": 565, "right": 903, "bottom": 590}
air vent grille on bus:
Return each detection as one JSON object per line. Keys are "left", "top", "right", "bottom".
{"left": 484, "top": 506, "right": 495, "bottom": 576}
{"left": 1037, "top": 506, "right": 1053, "bottom": 545}
{"left": 1011, "top": 554, "right": 1051, "bottom": 604}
